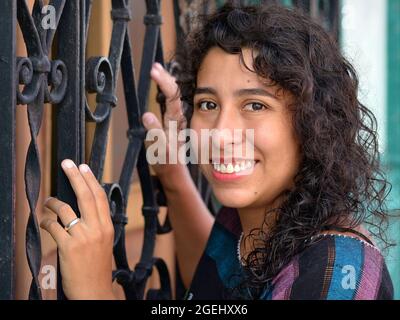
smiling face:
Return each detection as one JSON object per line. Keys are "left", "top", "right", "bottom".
{"left": 190, "top": 47, "right": 302, "bottom": 211}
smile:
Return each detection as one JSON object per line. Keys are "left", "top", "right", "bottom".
{"left": 212, "top": 160, "right": 255, "bottom": 174}
{"left": 209, "top": 159, "right": 259, "bottom": 182}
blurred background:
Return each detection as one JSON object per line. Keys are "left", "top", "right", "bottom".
{"left": 6, "top": 0, "right": 400, "bottom": 299}
{"left": 340, "top": 0, "right": 400, "bottom": 298}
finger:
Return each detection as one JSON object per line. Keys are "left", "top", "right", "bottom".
{"left": 40, "top": 217, "right": 70, "bottom": 245}
{"left": 44, "top": 197, "right": 83, "bottom": 236}
{"left": 142, "top": 112, "right": 167, "bottom": 150}
{"left": 142, "top": 112, "right": 163, "bottom": 131}
{"left": 151, "top": 63, "right": 180, "bottom": 104}
{"left": 61, "top": 159, "right": 99, "bottom": 224}
{"left": 78, "top": 164, "right": 112, "bottom": 226}
{"left": 151, "top": 63, "right": 184, "bottom": 121}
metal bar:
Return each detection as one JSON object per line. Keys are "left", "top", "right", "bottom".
{"left": 15, "top": 0, "right": 69, "bottom": 300}
{"left": 138, "top": 0, "right": 162, "bottom": 114}
{"left": 55, "top": 0, "right": 85, "bottom": 299}
{"left": 310, "top": 0, "right": 319, "bottom": 19}
{"left": 292, "top": 0, "right": 310, "bottom": 12}
{"left": 173, "top": 0, "right": 183, "bottom": 41}
{"left": 0, "top": 0, "right": 16, "bottom": 300}
{"left": 329, "top": 0, "right": 340, "bottom": 42}
{"left": 119, "top": 33, "right": 141, "bottom": 203}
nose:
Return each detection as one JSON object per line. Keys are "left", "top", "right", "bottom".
{"left": 211, "top": 107, "right": 244, "bottom": 155}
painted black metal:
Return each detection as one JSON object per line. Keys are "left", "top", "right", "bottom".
{"left": 0, "top": 0, "right": 340, "bottom": 300}
{"left": 0, "top": 0, "right": 17, "bottom": 301}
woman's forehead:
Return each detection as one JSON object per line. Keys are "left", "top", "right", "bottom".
{"left": 198, "top": 47, "right": 256, "bottom": 72}
{"left": 197, "top": 48, "right": 259, "bottom": 86}
{"left": 196, "top": 47, "right": 288, "bottom": 100}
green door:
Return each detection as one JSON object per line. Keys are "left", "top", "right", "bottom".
{"left": 386, "top": 0, "right": 400, "bottom": 299}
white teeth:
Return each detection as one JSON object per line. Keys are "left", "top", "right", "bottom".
{"left": 212, "top": 160, "right": 256, "bottom": 174}
{"left": 220, "top": 164, "right": 227, "bottom": 173}
{"left": 246, "top": 161, "right": 252, "bottom": 169}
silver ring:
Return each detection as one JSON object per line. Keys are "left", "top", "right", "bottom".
{"left": 64, "top": 218, "right": 80, "bottom": 232}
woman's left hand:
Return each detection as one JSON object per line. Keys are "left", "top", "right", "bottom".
{"left": 40, "top": 159, "right": 116, "bottom": 300}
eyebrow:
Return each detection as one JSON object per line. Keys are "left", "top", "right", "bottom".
{"left": 194, "top": 87, "right": 277, "bottom": 99}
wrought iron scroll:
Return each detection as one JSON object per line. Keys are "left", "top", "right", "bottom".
{"left": 108, "top": 0, "right": 172, "bottom": 300}
{"left": 59, "top": 0, "right": 172, "bottom": 300}
{"left": 11, "top": 0, "right": 172, "bottom": 301}
{"left": 16, "top": 0, "right": 68, "bottom": 300}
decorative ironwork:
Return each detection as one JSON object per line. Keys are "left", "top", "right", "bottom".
{"left": 176, "top": 0, "right": 340, "bottom": 41}
{"left": 17, "top": 0, "right": 68, "bottom": 300}
{"left": 0, "top": 0, "right": 340, "bottom": 300}
{"left": 292, "top": 0, "right": 340, "bottom": 40}
{"left": 0, "top": 0, "right": 17, "bottom": 301}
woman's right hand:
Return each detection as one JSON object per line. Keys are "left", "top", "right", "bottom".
{"left": 142, "top": 63, "right": 188, "bottom": 179}
{"left": 143, "top": 65, "right": 215, "bottom": 290}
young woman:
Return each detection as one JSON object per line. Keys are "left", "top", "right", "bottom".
{"left": 40, "top": 3, "right": 394, "bottom": 300}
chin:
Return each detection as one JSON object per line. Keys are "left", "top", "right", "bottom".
{"left": 212, "top": 189, "right": 254, "bottom": 209}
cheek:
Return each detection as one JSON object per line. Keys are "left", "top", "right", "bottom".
{"left": 256, "top": 121, "right": 301, "bottom": 183}
{"left": 189, "top": 114, "right": 206, "bottom": 136}
{"left": 189, "top": 118, "right": 210, "bottom": 165}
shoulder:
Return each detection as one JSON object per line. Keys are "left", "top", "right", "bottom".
{"left": 268, "top": 234, "right": 393, "bottom": 300}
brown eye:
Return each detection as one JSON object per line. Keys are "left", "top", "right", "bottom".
{"left": 198, "top": 101, "right": 218, "bottom": 111}
{"left": 243, "top": 102, "right": 267, "bottom": 112}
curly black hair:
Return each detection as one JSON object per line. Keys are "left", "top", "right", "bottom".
{"left": 173, "top": 2, "right": 393, "bottom": 298}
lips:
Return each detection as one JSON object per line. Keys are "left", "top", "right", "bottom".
{"left": 212, "top": 160, "right": 255, "bottom": 174}
{"left": 209, "top": 158, "right": 259, "bottom": 182}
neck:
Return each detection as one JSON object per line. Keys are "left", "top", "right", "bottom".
{"left": 237, "top": 202, "right": 279, "bottom": 236}
{"left": 237, "top": 201, "right": 280, "bottom": 261}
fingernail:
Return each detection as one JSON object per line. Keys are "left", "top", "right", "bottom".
{"left": 62, "top": 159, "right": 75, "bottom": 169}
{"left": 44, "top": 196, "right": 53, "bottom": 205}
{"left": 79, "top": 164, "right": 91, "bottom": 173}
{"left": 150, "top": 67, "right": 160, "bottom": 78}
{"left": 154, "top": 62, "right": 163, "bottom": 70}
{"left": 143, "top": 113, "right": 154, "bottom": 125}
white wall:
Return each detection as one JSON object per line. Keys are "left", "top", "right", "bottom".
{"left": 341, "top": 0, "right": 387, "bottom": 153}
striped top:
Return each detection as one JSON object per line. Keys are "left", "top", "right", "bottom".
{"left": 187, "top": 207, "right": 394, "bottom": 300}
